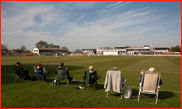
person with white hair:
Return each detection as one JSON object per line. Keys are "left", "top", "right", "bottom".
{"left": 89, "top": 66, "right": 94, "bottom": 73}
{"left": 111, "top": 66, "right": 118, "bottom": 71}
{"left": 83, "top": 65, "right": 100, "bottom": 87}
{"left": 89, "top": 66, "right": 100, "bottom": 79}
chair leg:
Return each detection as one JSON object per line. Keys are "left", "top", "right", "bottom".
{"left": 120, "top": 87, "right": 124, "bottom": 99}
{"left": 120, "top": 94, "right": 122, "bottom": 99}
{"left": 82, "top": 79, "right": 85, "bottom": 86}
{"left": 67, "top": 80, "right": 68, "bottom": 86}
{"left": 138, "top": 92, "right": 140, "bottom": 102}
{"left": 14, "top": 75, "right": 17, "bottom": 81}
{"left": 155, "top": 93, "right": 158, "bottom": 105}
{"left": 106, "top": 92, "right": 108, "bottom": 97}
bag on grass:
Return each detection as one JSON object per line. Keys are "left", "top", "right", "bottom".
{"left": 124, "top": 87, "right": 132, "bottom": 98}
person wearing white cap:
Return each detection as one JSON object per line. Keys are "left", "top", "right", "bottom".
{"left": 139, "top": 67, "right": 163, "bottom": 85}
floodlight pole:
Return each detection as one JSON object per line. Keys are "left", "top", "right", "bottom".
{"left": 151, "top": 41, "right": 152, "bottom": 51}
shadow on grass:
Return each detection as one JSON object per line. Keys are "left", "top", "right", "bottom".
{"left": 1, "top": 64, "right": 84, "bottom": 85}
{"left": 97, "top": 88, "right": 176, "bottom": 101}
{"left": 132, "top": 89, "right": 176, "bottom": 103}
{"left": 96, "top": 84, "right": 104, "bottom": 90}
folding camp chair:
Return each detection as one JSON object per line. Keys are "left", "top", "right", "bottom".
{"left": 82, "top": 71, "right": 100, "bottom": 90}
{"left": 14, "top": 66, "right": 25, "bottom": 81}
{"left": 138, "top": 72, "right": 161, "bottom": 104}
{"left": 57, "top": 68, "right": 69, "bottom": 86}
{"left": 104, "top": 71, "right": 126, "bottom": 99}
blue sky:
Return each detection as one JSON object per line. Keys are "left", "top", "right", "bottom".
{"left": 1, "top": 1, "right": 181, "bottom": 51}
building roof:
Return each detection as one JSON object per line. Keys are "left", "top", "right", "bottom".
{"left": 76, "top": 51, "right": 84, "bottom": 54}
{"left": 114, "top": 46, "right": 128, "bottom": 48}
{"left": 127, "top": 47, "right": 150, "bottom": 49}
{"left": 38, "top": 48, "right": 67, "bottom": 51}
{"left": 82, "top": 49, "right": 96, "bottom": 50}
{"left": 153, "top": 47, "right": 169, "bottom": 48}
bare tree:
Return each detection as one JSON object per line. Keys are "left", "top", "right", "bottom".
{"left": 1, "top": 44, "right": 9, "bottom": 53}
{"left": 20, "top": 45, "right": 27, "bottom": 52}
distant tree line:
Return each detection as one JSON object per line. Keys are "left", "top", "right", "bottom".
{"left": 36, "top": 40, "right": 60, "bottom": 48}
{"left": 35, "top": 40, "right": 68, "bottom": 50}
{"left": 171, "top": 46, "right": 181, "bottom": 53}
{"left": 1, "top": 44, "right": 31, "bottom": 53}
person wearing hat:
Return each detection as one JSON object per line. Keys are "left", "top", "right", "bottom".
{"left": 16, "top": 62, "right": 24, "bottom": 73}
{"left": 33, "top": 63, "right": 47, "bottom": 81}
{"left": 16, "top": 62, "right": 30, "bottom": 79}
{"left": 139, "top": 67, "right": 163, "bottom": 85}
{"left": 55, "top": 62, "right": 73, "bottom": 82}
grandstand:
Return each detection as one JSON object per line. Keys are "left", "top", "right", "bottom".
{"left": 32, "top": 48, "right": 68, "bottom": 56}
{"left": 126, "top": 45, "right": 151, "bottom": 55}
{"left": 96, "top": 45, "right": 151, "bottom": 55}
{"left": 82, "top": 49, "right": 96, "bottom": 54}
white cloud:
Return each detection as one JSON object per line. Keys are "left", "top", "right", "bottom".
{"left": 105, "top": 1, "right": 123, "bottom": 8}
{"left": 3, "top": 2, "right": 68, "bottom": 31}
{"left": 97, "top": 1, "right": 132, "bottom": 14}
{"left": 1, "top": 2, "right": 181, "bottom": 51}
{"left": 74, "top": 15, "right": 86, "bottom": 23}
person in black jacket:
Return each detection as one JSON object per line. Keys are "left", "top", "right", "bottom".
{"left": 55, "top": 62, "right": 73, "bottom": 82}
{"left": 16, "top": 62, "right": 30, "bottom": 79}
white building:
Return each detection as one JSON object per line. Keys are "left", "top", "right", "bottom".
{"left": 103, "top": 50, "right": 118, "bottom": 55}
{"left": 97, "top": 46, "right": 128, "bottom": 55}
{"left": 97, "top": 45, "right": 151, "bottom": 56}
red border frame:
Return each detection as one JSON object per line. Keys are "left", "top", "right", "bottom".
{"left": 0, "top": 0, "right": 181, "bottom": 109}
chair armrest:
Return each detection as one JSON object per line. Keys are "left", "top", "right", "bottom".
{"left": 139, "top": 83, "right": 142, "bottom": 86}
{"left": 97, "top": 76, "right": 100, "bottom": 79}
{"left": 122, "top": 79, "right": 127, "bottom": 84}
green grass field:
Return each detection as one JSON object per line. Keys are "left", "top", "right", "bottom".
{"left": 1, "top": 56, "right": 181, "bottom": 108}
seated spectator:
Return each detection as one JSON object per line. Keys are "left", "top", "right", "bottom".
{"left": 111, "top": 66, "right": 124, "bottom": 83}
{"left": 83, "top": 66, "right": 100, "bottom": 86}
{"left": 33, "top": 66, "right": 50, "bottom": 76}
{"left": 15, "top": 62, "right": 30, "bottom": 79}
{"left": 88, "top": 66, "right": 100, "bottom": 79}
{"left": 33, "top": 63, "right": 46, "bottom": 81}
{"left": 55, "top": 62, "right": 73, "bottom": 82}
{"left": 139, "top": 67, "right": 163, "bottom": 85}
